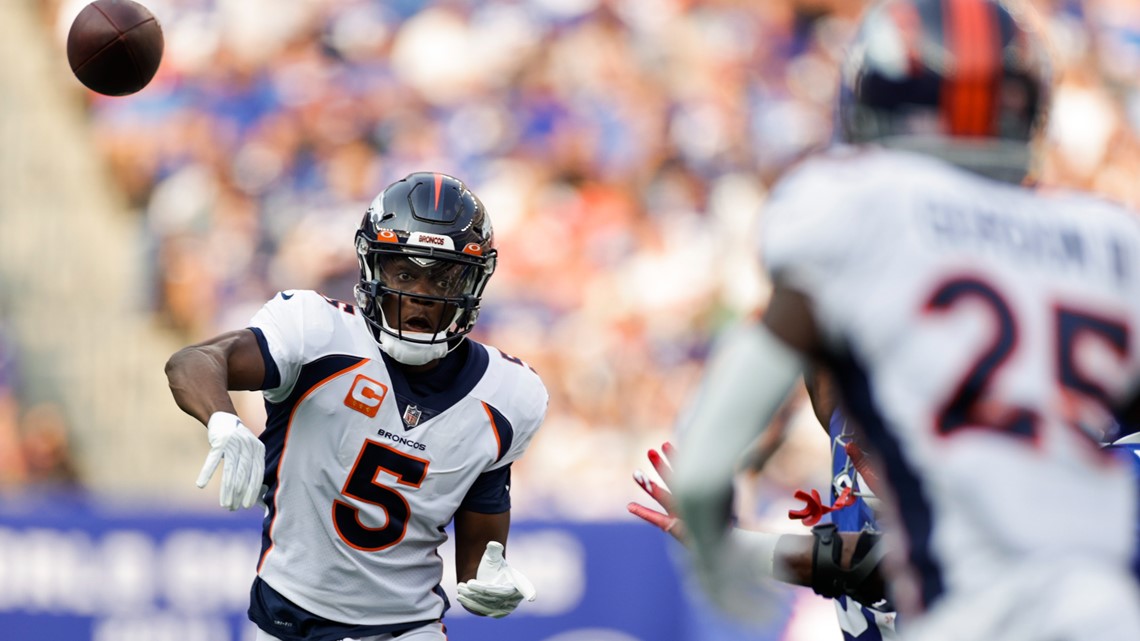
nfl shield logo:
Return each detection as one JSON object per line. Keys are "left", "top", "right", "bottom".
{"left": 402, "top": 405, "right": 422, "bottom": 428}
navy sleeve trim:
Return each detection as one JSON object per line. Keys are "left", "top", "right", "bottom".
{"left": 459, "top": 464, "right": 511, "bottom": 514}
{"left": 481, "top": 402, "right": 514, "bottom": 463}
{"left": 249, "top": 327, "right": 281, "bottom": 390}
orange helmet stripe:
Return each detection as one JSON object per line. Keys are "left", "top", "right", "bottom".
{"left": 942, "top": 0, "right": 999, "bottom": 136}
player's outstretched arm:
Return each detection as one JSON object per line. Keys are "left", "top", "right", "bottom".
{"left": 630, "top": 443, "right": 804, "bottom": 584}
{"left": 165, "top": 329, "right": 266, "bottom": 510}
{"left": 453, "top": 510, "right": 536, "bottom": 618}
{"left": 669, "top": 326, "right": 806, "bottom": 604}
{"left": 165, "top": 329, "right": 266, "bottom": 423}
{"left": 630, "top": 443, "right": 889, "bottom": 609}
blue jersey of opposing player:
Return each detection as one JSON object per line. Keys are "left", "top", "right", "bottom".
{"left": 827, "top": 409, "right": 897, "bottom": 640}
{"left": 1105, "top": 440, "right": 1140, "bottom": 579}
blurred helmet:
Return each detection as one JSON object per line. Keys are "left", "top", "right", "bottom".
{"left": 354, "top": 172, "right": 497, "bottom": 365}
{"left": 838, "top": 0, "right": 1051, "bottom": 183}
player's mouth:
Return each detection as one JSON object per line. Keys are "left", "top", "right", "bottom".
{"left": 402, "top": 315, "right": 436, "bottom": 333}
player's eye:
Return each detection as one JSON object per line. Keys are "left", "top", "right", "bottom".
{"left": 432, "top": 265, "right": 468, "bottom": 292}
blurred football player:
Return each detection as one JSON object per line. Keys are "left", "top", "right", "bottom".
{"left": 166, "top": 173, "right": 545, "bottom": 641}
{"left": 630, "top": 371, "right": 896, "bottom": 640}
{"left": 632, "top": 405, "right": 1140, "bottom": 640}
{"left": 668, "top": 1, "right": 1140, "bottom": 640}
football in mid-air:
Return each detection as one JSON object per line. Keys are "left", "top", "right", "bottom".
{"left": 67, "top": 0, "right": 164, "bottom": 96}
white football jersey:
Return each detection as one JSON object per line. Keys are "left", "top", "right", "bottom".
{"left": 762, "top": 148, "right": 1140, "bottom": 623}
{"left": 246, "top": 290, "right": 547, "bottom": 626}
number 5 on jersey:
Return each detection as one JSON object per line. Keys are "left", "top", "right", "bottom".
{"left": 334, "top": 441, "right": 429, "bottom": 551}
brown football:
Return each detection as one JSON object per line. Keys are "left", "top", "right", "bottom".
{"left": 67, "top": 0, "right": 164, "bottom": 96}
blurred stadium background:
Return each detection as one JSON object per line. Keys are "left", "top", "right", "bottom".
{"left": 1, "top": 0, "right": 1138, "bottom": 639}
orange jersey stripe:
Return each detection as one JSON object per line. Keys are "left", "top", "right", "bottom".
{"left": 257, "top": 358, "right": 371, "bottom": 573}
{"left": 481, "top": 401, "right": 502, "bottom": 456}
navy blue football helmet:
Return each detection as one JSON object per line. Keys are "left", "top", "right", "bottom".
{"left": 838, "top": 0, "right": 1050, "bottom": 182}
{"left": 353, "top": 173, "right": 496, "bottom": 361}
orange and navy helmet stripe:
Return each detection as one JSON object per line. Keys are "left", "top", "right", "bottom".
{"left": 940, "top": 0, "right": 1000, "bottom": 137}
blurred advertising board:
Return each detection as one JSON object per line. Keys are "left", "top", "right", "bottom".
{"left": 0, "top": 494, "right": 786, "bottom": 641}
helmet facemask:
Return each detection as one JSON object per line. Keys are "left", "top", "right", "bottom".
{"left": 354, "top": 232, "right": 496, "bottom": 366}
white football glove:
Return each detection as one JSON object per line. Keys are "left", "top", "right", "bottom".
{"left": 456, "top": 541, "right": 536, "bottom": 618}
{"left": 196, "top": 411, "right": 265, "bottom": 511}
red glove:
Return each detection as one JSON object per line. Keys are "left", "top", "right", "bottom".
{"left": 627, "top": 442, "right": 687, "bottom": 542}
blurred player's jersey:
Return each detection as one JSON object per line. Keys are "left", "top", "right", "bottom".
{"left": 763, "top": 148, "right": 1140, "bottom": 636}
{"left": 246, "top": 290, "right": 547, "bottom": 632}
{"left": 827, "top": 410, "right": 896, "bottom": 640}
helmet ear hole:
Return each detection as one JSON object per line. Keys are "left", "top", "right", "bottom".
{"left": 453, "top": 294, "right": 480, "bottom": 333}
{"left": 353, "top": 284, "right": 371, "bottom": 310}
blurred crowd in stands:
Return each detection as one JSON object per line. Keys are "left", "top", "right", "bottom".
{"left": 9, "top": 0, "right": 1140, "bottom": 519}
{"left": 0, "top": 328, "right": 80, "bottom": 489}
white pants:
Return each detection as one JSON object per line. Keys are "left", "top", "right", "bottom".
{"left": 902, "top": 559, "right": 1140, "bottom": 641}
{"left": 254, "top": 621, "right": 447, "bottom": 641}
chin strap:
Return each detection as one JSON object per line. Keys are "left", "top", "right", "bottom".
{"left": 377, "top": 329, "right": 449, "bottom": 366}
{"left": 372, "top": 299, "right": 455, "bottom": 366}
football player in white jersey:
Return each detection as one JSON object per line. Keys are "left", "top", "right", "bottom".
{"left": 668, "top": 1, "right": 1140, "bottom": 640}
{"left": 166, "top": 173, "right": 546, "bottom": 641}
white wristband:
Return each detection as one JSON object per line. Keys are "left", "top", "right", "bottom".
{"left": 728, "top": 529, "right": 782, "bottom": 579}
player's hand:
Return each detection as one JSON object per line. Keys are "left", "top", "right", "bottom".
{"left": 627, "top": 442, "right": 687, "bottom": 542}
{"left": 456, "top": 541, "right": 536, "bottom": 618}
{"left": 670, "top": 441, "right": 757, "bottom": 616}
{"left": 196, "top": 411, "right": 265, "bottom": 511}
{"left": 638, "top": 444, "right": 785, "bottom": 624}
